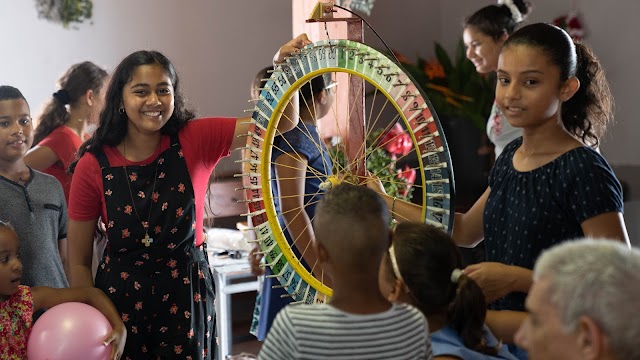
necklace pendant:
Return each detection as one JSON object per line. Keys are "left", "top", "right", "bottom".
{"left": 142, "top": 233, "right": 154, "bottom": 247}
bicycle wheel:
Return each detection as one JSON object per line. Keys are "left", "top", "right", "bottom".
{"left": 238, "top": 39, "right": 454, "bottom": 304}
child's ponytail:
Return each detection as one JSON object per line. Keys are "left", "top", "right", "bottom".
{"left": 33, "top": 91, "right": 69, "bottom": 146}
{"left": 448, "top": 272, "right": 499, "bottom": 356}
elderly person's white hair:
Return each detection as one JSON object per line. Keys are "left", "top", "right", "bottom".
{"left": 534, "top": 238, "right": 640, "bottom": 360}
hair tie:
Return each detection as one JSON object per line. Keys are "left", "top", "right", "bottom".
{"left": 52, "top": 89, "right": 71, "bottom": 105}
{"left": 451, "top": 268, "right": 463, "bottom": 284}
{"left": 497, "top": 0, "right": 523, "bottom": 22}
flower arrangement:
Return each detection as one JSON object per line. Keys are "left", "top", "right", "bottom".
{"left": 329, "top": 124, "right": 417, "bottom": 201}
{"left": 553, "top": 10, "right": 585, "bottom": 41}
{"left": 394, "top": 40, "right": 494, "bottom": 130}
{"left": 35, "top": 0, "right": 93, "bottom": 28}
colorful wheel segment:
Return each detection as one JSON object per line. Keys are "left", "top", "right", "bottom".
{"left": 238, "top": 39, "right": 455, "bottom": 304}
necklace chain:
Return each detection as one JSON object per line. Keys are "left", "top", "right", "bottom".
{"left": 123, "top": 140, "right": 159, "bottom": 247}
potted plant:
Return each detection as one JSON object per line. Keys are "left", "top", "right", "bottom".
{"left": 329, "top": 124, "right": 417, "bottom": 202}
{"left": 395, "top": 41, "right": 495, "bottom": 210}
{"left": 35, "top": 0, "right": 93, "bottom": 28}
{"left": 395, "top": 40, "right": 494, "bottom": 130}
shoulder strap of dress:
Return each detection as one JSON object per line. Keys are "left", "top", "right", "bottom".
{"left": 170, "top": 133, "right": 181, "bottom": 147}
{"left": 94, "top": 149, "right": 111, "bottom": 169}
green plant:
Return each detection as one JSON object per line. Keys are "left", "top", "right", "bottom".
{"left": 35, "top": 0, "right": 93, "bottom": 28}
{"left": 396, "top": 40, "right": 494, "bottom": 130}
{"left": 329, "top": 127, "right": 416, "bottom": 201}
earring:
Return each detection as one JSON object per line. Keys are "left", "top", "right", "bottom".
{"left": 119, "top": 107, "right": 125, "bottom": 114}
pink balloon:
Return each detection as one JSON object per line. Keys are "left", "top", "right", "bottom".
{"left": 27, "top": 302, "right": 113, "bottom": 360}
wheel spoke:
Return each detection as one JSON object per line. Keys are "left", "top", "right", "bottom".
{"left": 244, "top": 40, "right": 454, "bottom": 301}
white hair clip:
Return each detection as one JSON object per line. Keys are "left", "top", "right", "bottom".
{"left": 451, "top": 268, "right": 463, "bottom": 284}
{"left": 389, "top": 244, "right": 410, "bottom": 293}
{"left": 497, "top": 0, "right": 523, "bottom": 22}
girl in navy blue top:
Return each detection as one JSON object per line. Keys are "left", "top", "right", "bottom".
{"left": 370, "top": 23, "right": 629, "bottom": 357}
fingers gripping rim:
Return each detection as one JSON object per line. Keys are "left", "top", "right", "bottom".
{"left": 237, "top": 39, "right": 455, "bottom": 303}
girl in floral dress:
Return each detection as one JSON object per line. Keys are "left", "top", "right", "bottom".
{"left": 66, "top": 36, "right": 309, "bottom": 359}
{"left": 0, "top": 221, "right": 125, "bottom": 360}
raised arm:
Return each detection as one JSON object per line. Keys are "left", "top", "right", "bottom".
{"left": 23, "top": 145, "right": 60, "bottom": 171}
{"left": 231, "top": 35, "right": 312, "bottom": 151}
{"left": 274, "top": 152, "right": 320, "bottom": 275}
{"left": 451, "top": 188, "right": 489, "bottom": 247}
{"left": 365, "top": 173, "right": 488, "bottom": 248}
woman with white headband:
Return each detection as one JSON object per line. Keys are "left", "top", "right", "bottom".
{"left": 463, "top": 0, "right": 532, "bottom": 159}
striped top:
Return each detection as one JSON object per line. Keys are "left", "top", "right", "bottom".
{"left": 259, "top": 302, "right": 432, "bottom": 360}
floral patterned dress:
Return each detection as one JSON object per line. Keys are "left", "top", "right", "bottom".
{"left": 94, "top": 135, "right": 216, "bottom": 359}
{"left": 0, "top": 285, "right": 33, "bottom": 359}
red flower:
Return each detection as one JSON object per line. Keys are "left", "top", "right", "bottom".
{"left": 381, "top": 123, "right": 413, "bottom": 157}
{"left": 397, "top": 165, "right": 417, "bottom": 197}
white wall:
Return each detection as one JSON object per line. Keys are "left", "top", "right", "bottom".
{"left": 1, "top": 0, "right": 637, "bottom": 169}
{"left": 0, "top": 0, "right": 291, "bottom": 120}
{"left": 0, "top": 0, "right": 292, "bottom": 176}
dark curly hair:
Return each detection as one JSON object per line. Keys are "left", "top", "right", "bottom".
{"left": 70, "top": 50, "right": 196, "bottom": 173}
{"left": 503, "top": 23, "right": 613, "bottom": 148}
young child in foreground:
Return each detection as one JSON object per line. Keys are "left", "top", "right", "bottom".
{"left": 0, "top": 221, "right": 126, "bottom": 359}
{"left": 259, "top": 183, "right": 433, "bottom": 360}
{"left": 380, "top": 222, "right": 519, "bottom": 359}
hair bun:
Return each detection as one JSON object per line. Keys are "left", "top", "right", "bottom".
{"left": 497, "top": 0, "right": 523, "bottom": 22}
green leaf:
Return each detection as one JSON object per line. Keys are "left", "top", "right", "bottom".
{"left": 435, "top": 43, "right": 453, "bottom": 76}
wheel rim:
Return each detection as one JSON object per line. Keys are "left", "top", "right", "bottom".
{"left": 239, "top": 39, "right": 455, "bottom": 304}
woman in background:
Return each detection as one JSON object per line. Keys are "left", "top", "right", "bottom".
{"left": 24, "top": 61, "right": 108, "bottom": 202}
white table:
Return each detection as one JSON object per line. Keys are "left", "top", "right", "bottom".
{"left": 208, "top": 252, "right": 259, "bottom": 360}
